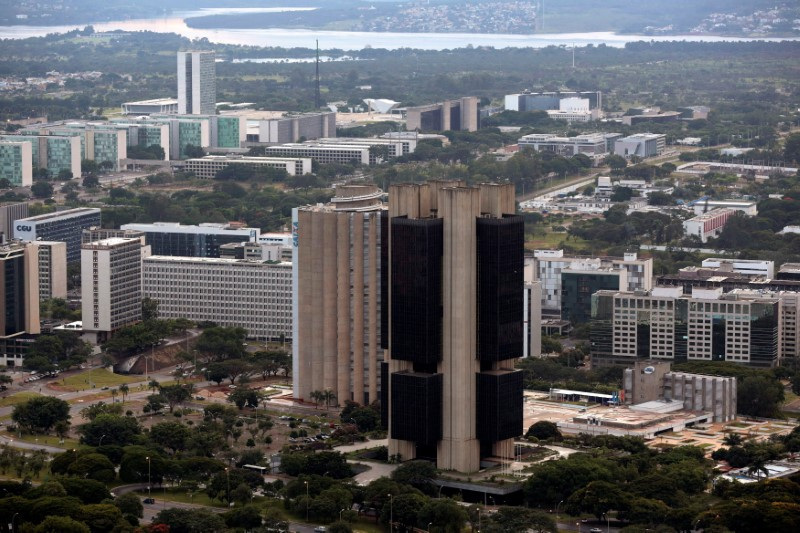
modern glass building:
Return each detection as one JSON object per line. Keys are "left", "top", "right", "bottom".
{"left": 383, "top": 182, "right": 523, "bottom": 473}
{"left": 591, "top": 286, "right": 780, "bottom": 368}
{"left": 13, "top": 208, "right": 102, "bottom": 263}
{"left": 0, "top": 141, "right": 32, "bottom": 187}
{"left": 0, "top": 134, "right": 81, "bottom": 177}
{"left": 120, "top": 222, "right": 259, "bottom": 258}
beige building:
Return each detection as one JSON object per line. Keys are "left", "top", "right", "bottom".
{"left": 34, "top": 241, "right": 67, "bottom": 301}
{"left": 385, "top": 181, "right": 524, "bottom": 473}
{"left": 292, "top": 185, "right": 386, "bottom": 406}
{"left": 81, "top": 237, "right": 149, "bottom": 340}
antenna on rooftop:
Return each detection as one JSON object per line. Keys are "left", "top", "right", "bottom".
{"left": 572, "top": 42, "right": 576, "bottom": 68}
{"left": 315, "top": 40, "right": 321, "bottom": 109}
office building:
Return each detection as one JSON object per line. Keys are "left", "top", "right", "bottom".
{"left": 614, "top": 133, "right": 666, "bottom": 159}
{"left": 683, "top": 208, "right": 735, "bottom": 243}
{"left": 13, "top": 207, "right": 102, "bottom": 263}
{"left": 81, "top": 237, "right": 149, "bottom": 340}
{"left": 524, "top": 280, "right": 542, "bottom": 358}
{"left": 622, "top": 111, "right": 681, "bottom": 126}
{"left": 384, "top": 182, "right": 523, "bottom": 473}
{"left": 518, "top": 133, "right": 621, "bottom": 158}
{"left": 406, "top": 97, "right": 479, "bottom": 132}
{"left": 121, "top": 98, "right": 179, "bottom": 116}
{"left": 591, "top": 287, "right": 780, "bottom": 368}
{"left": 143, "top": 255, "right": 292, "bottom": 341}
{"left": 690, "top": 199, "right": 757, "bottom": 217}
{"left": 254, "top": 111, "right": 336, "bottom": 144}
{"left": 127, "top": 114, "right": 246, "bottom": 159}
{"left": 34, "top": 241, "right": 67, "bottom": 301}
{"left": 82, "top": 227, "right": 146, "bottom": 245}
{"left": 622, "top": 361, "right": 736, "bottom": 423}
{"left": 533, "top": 250, "right": 652, "bottom": 318}
{"left": 219, "top": 241, "right": 290, "bottom": 262}
{"left": 120, "top": 222, "right": 259, "bottom": 258}
{"left": 0, "top": 134, "right": 81, "bottom": 178}
{"left": 561, "top": 264, "right": 627, "bottom": 324}
{"left": 0, "top": 202, "right": 28, "bottom": 244}
{"left": 184, "top": 155, "right": 312, "bottom": 179}
{"left": 263, "top": 143, "right": 372, "bottom": 165}
{"left": 698, "top": 258, "right": 774, "bottom": 278}
{"left": 546, "top": 110, "right": 595, "bottom": 123}
{"left": 177, "top": 50, "right": 216, "bottom": 115}
{"left": 292, "top": 185, "right": 386, "bottom": 407}
{"left": 106, "top": 120, "right": 171, "bottom": 161}
{"left": 504, "top": 91, "right": 602, "bottom": 112}
{"left": 0, "top": 141, "right": 33, "bottom": 187}
{"left": 316, "top": 137, "right": 416, "bottom": 162}
{"left": 0, "top": 241, "right": 40, "bottom": 366}
{"left": 22, "top": 123, "right": 128, "bottom": 171}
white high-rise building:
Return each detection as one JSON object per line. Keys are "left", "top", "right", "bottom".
{"left": 177, "top": 51, "right": 216, "bottom": 115}
{"left": 35, "top": 241, "right": 67, "bottom": 301}
{"left": 81, "top": 237, "right": 149, "bottom": 341}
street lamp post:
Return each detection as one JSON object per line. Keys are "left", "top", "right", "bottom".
{"left": 556, "top": 499, "right": 564, "bottom": 524}
{"left": 304, "top": 481, "right": 309, "bottom": 521}
{"left": 605, "top": 513, "right": 610, "bottom": 533}
{"left": 11, "top": 512, "right": 18, "bottom": 533}
{"left": 388, "top": 493, "right": 393, "bottom": 531}
{"left": 146, "top": 456, "right": 151, "bottom": 500}
{"left": 225, "top": 468, "right": 231, "bottom": 507}
{"left": 428, "top": 521, "right": 433, "bottom": 533}
{"left": 340, "top": 508, "right": 346, "bottom": 521}
{"left": 98, "top": 434, "right": 107, "bottom": 447}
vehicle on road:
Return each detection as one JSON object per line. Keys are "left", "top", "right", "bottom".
{"left": 143, "top": 498, "right": 155, "bottom": 504}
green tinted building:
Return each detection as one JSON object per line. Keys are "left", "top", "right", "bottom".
{"left": 0, "top": 141, "right": 33, "bottom": 187}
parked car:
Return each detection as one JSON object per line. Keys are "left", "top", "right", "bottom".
{"left": 143, "top": 498, "right": 155, "bottom": 504}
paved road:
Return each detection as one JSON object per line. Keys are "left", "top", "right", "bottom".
{"left": 0, "top": 435, "right": 63, "bottom": 453}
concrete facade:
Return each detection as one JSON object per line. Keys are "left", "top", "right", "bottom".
{"left": 177, "top": 51, "right": 216, "bottom": 115}
{"left": 292, "top": 185, "right": 385, "bottom": 407}
{"left": 406, "top": 97, "right": 479, "bottom": 132}
{"left": 34, "top": 241, "right": 67, "bottom": 301}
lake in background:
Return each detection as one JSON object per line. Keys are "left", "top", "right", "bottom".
{"left": 0, "top": 8, "right": 796, "bottom": 50}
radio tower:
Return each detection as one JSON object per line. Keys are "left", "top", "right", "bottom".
{"left": 315, "top": 40, "right": 321, "bottom": 109}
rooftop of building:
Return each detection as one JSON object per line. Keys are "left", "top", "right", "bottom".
{"left": 619, "top": 133, "right": 667, "bottom": 140}
{"left": 145, "top": 255, "right": 290, "bottom": 266}
{"left": 17, "top": 207, "right": 100, "bottom": 222}
{"left": 186, "top": 155, "right": 309, "bottom": 163}
{"left": 120, "top": 222, "right": 258, "bottom": 233}
{"left": 519, "top": 132, "right": 615, "bottom": 143}
{"left": 123, "top": 98, "right": 178, "bottom": 105}
{"left": 82, "top": 237, "right": 141, "bottom": 248}
{"left": 685, "top": 208, "right": 734, "bottom": 221}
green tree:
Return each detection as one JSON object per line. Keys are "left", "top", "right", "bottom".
{"left": 150, "top": 421, "right": 191, "bottom": 453}
{"left": 604, "top": 154, "right": 628, "bottom": 170}
{"left": 195, "top": 326, "right": 247, "bottom": 362}
{"left": 78, "top": 414, "right": 141, "bottom": 446}
{"left": 142, "top": 297, "right": 160, "bottom": 321}
{"left": 67, "top": 453, "right": 116, "bottom": 482}
{"left": 34, "top": 516, "right": 90, "bottom": 533}
{"left": 77, "top": 503, "right": 124, "bottom": 533}
{"left": 526, "top": 421, "right": 562, "bottom": 441}
{"left": 159, "top": 383, "right": 193, "bottom": 413}
{"left": 153, "top": 507, "right": 226, "bottom": 533}
{"left": 391, "top": 460, "right": 438, "bottom": 494}
{"left": 31, "top": 180, "right": 54, "bottom": 198}
{"left": 738, "top": 375, "right": 784, "bottom": 418}
{"left": 418, "top": 498, "right": 468, "bottom": 533}
{"left": 784, "top": 132, "right": 800, "bottom": 164}
{"left": 483, "top": 507, "right": 557, "bottom": 533}
{"left": 114, "top": 491, "right": 143, "bottom": 518}
{"left": 12, "top": 396, "right": 70, "bottom": 434}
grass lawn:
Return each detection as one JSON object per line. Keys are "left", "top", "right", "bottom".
{"left": 139, "top": 487, "right": 226, "bottom": 508}
{"left": 0, "top": 392, "right": 42, "bottom": 408}
{"left": 2, "top": 429, "right": 82, "bottom": 450}
{"left": 60, "top": 368, "right": 141, "bottom": 391}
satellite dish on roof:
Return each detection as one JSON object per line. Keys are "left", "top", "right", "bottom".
{"left": 643, "top": 366, "right": 655, "bottom": 374}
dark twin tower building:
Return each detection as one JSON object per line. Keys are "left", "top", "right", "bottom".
{"left": 383, "top": 181, "right": 524, "bottom": 473}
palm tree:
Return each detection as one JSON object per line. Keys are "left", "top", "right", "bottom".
{"left": 310, "top": 390, "right": 322, "bottom": 409}
{"left": 149, "top": 379, "right": 160, "bottom": 393}
{"left": 110, "top": 388, "right": 118, "bottom": 403}
{"left": 119, "top": 384, "right": 129, "bottom": 404}
{"left": 322, "top": 389, "right": 336, "bottom": 410}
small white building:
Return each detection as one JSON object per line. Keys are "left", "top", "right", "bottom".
{"left": 682, "top": 208, "right": 735, "bottom": 243}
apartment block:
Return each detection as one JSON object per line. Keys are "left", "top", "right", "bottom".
{"left": 293, "top": 185, "right": 386, "bottom": 407}
{"left": 143, "top": 255, "right": 291, "bottom": 340}
{"left": 254, "top": 111, "right": 336, "bottom": 143}
{"left": 120, "top": 222, "right": 259, "bottom": 258}
{"left": 81, "top": 237, "right": 149, "bottom": 340}
{"left": 384, "top": 182, "right": 523, "bottom": 473}
{"left": 0, "top": 141, "right": 33, "bottom": 187}
{"left": 591, "top": 287, "right": 780, "bottom": 368}
{"left": 13, "top": 207, "right": 102, "bottom": 263}
{"left": 518, "top": 133, "right": 621, "bottom": 158}
{"left": 184, "top": 155, "right": 312, "bottom": 178}
{"left": 406, "top": 97, "right": 479, "bottom": 132}
{"left": 263, "top": 143, "right": 371, "bottom": 165}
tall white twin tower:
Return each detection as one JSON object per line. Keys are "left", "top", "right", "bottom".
{"left": 177, "top": 50, "right": 216, "bottom": 115}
